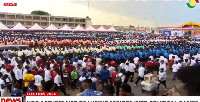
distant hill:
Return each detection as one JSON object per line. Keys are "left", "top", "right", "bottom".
{"left": 31, "top": 10, "right": 49, "bottom": 15}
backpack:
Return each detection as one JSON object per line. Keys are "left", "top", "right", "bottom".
{"left": 114, "top": 74, "right": 123, "bottom": 85}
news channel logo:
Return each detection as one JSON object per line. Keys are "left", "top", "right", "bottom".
{"left": 187, "top": 0, "right": 199, "bottom": 8}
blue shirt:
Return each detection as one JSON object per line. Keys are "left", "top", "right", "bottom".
{"left": 11, "top": 90, "right": 22, "bottom": 96}
{"left": 58, "top": 56, "right": 64, "bottom": 60}
{"left": 78, "top": 89, "right": 103, "bottom": 96}
{"left": 100, "top": 69, "right": 110, "bottom": 80}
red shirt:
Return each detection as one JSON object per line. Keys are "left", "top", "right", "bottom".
{"left": 37, "top": 59, "right": 43, "bottom": 67}
{"left": 145, "top": 61, "right": 153, "bottom": 69}
{"left": 153, "top": 62, "right": 160, "bottom": 69}
{"left": 46, "top": 61, "right": 52, "bottom": 65}
{"left": 168, "top": 59, "right": 174, "bottom": 67}
{"left": 54, "top": 63, "right": 59, "bottom": 68}
{"left": 51, "top": 69, "right": 57, "bottom": 82}
{"left": 89, "top": 64, "right": 95, "bottom": 71}
{"left": 112, "top": 71, "right": 117, "bottom": 86}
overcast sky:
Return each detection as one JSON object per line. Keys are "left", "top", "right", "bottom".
{"left": 0, "top": 0, "right": 199, "bottom": 27}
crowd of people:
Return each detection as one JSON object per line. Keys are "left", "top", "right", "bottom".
{"left": 0, "top": 34, "right": 200, "bottom": 96}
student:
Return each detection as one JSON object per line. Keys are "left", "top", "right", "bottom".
{"left": 0, "top": 74, "right": 9, "bottom": 96}
{"left": 190, "top": 57, "right": 196, "bottom": 66}
{"left": 114, "top": 70, "right": 125, "bottom": 96}
{"left": 159, "top": 60, "right": 166, "bottom": 72}
{"left": 77, "top": 79, "right": 103, "bottom": 96}
{"left": 71, "top": 69, "right": 78, "bottom": 91}
{"left": 157, "top": 68, "right": 167, "bottom": 90}
{"left": 44, "top": 65, "right": 52, "bottom": 91}
{"left": 108, "top": 65, "right": 115, "bottom": 85}
{"left": 53, "top": 71, "right": 67, "bottom": 95}
{"left": 14, "top": 64, "right": 23, "bottom": 89}
{"left": 23, "top": 70, "right": 34, "bottom": 93}
{"left": 34, "top": 72, "right": 43, "bottom": 91}
{"left": 100, "top": 66, "right": 110, "bottom": 91}
{"left": 172, "top": 61, "right": 180, "bottom": 81}
{"left": 103, "top": 85, "right": 115, "bottom": 96}
{"left": 120, "top": 84, "right": 135, "bottom": 96}
{"left": 11, "top": 84, "right": 22, "bottom": 97}
{"left": 135, "top": 64, "right": 145, "bottom": 86}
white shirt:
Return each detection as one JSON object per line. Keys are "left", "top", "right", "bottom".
{"left": 172, "top": 64, "right": 180, "bottom": 72}
{"left": 14, "top": 68, "right": 23, "bottom": 80}
{"left": 81, "top": 62, "right": 86, "bottom": 68}
{"left": 134, "top": 57, "right": 139, "bottom": 64}
{"left": 44, "top": 70, "right": 52, "bottom": 82}
{"left": 190, "top": 60, "right": 196, "bottom": 66}
{"left": 96, "top": 65, "right": 102, "bottom": 74}
{"left": 129, "top": 63, "right": 136, "bottom": 72}
{"left": 159, "top": 63, "right": 167, "bottom": 71}
{"left": 138, "top": 67, "right": 145, "bottom": 78}
{"left": 73, "top": 62, "right": 78, "bottom": 68}
{"left": 54, "top": 74, "right": 61, "bottom": 86}
{"left": 108, "top": 67, "right": 115, "bottom": 77}
{"left": 23, "top": 69, "right": 28, "bottom": 77}
{"left": 0, "top": 78, "right": 6, "bottom": 92}
{"left": 158, "top": 71, "right": 167, "bottom": 81}
{"left": 116, "top": 73, "right": 125, "bottom": 83}
{"left": 79, "top": 76, "right": 86, "bottom": 82}
{"left": 34, "top": 75, "right": 43, "bottom": 86}
{"left": 0, "top": 68, "right": 7, "bottom": 75}
{"left": 88, "top": 77, "right": 97, "bottom": 83}
{"left": 4, "top": 72, "right": 12, "bottom": 82}
{"left": 149, "top": 56, "right": 154, "bottom": 61}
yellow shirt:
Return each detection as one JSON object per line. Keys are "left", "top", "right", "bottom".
{"left": 23, "top": 74, "right": 34, "bottom": 87}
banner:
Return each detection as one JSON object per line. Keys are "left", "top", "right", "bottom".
{"left": 171, "top": 31, "right": 183, "bottom": 37}
{"left": 162, "top": 31, "right": 171, "bottom": 36}
{"left": 26, "top": 96, "right": 200, "bottom": 102}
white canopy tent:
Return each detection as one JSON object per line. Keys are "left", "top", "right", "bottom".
{"left": 73, "top": 25, "right": 85, "bottom": 31}
{"left": 60, "top": 24, "right": 72, "bottom": 31}
{"left": 45, "top": 24, "right": 59, "bottom": 30}
{"left": 0, "top": 22, "right": 9, "bottom": 30}
{"left": 107, "top": 26, "right": 118, "bottom": 32}
{"left": 11, "top": 22, "right": 27, "bottom": 30}
{"left": 29, "top": 23, "right": 44, "bottom": 30}
{"left": 85, "top": 25, "right": 96, "bottom": 31}
{"left": 97, "top": 26, "right": 107, "bottom": 32}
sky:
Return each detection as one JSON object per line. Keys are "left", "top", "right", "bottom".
{"left": 0, "top": 0, "right": 199, "bottom": 27}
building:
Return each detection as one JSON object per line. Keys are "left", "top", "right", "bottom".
{"left": 0, "top": 12, "right": 92, "bottom": 29}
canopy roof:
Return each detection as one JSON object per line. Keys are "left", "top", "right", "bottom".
{"left": 85, "top": 25, "right": 96, "bottom": 31}
{"left": 60, "top": 24, "right": 72, "bottom": 31}
{"left": 0, "top": 22, "right": 9, "bottom": 30}
{"left": 180, "top": 21, "right": 200, "bottom": 27}
{"left": 45, "top": 24, "right": 58, "bottom": 30}
{"left": 29, "top": 23, "right": 43, "bottom": 30}
{"left": 107, "top": 27, "right": 118, "bottom": 32}
{"left": 12, "top": 22, "right": 27, "bottom": 30}
{"left": 73, "top": 25, "right": 84, "bottom": 31}
{"left": 97, "top": 26, "right": 107, "bottom": 31}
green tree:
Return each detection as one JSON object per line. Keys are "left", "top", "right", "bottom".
{"left": 31, "top": 10, "right": 49, "bottom": 15}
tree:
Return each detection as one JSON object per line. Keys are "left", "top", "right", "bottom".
{"left": 31, "top": 10, "right": 49, "bottom": 15}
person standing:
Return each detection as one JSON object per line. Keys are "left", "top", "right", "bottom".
{"left": 135, "top": 64, "right": 145, "bottom": 86}
{"left": 100, "top": 66, "right": 109, "bottom": 91}
{"left": 44, "top": 65, "right": 52, "bottom": 91}
{"left": 0, "top": 74, "right": 10, "bottom": 96}
{"left": 129, "top": 60, "right": 136, "bottom": 82}
{"left": 54, "top": 71, "right": 67, "bottom": 95}
{"left": 172, "top": 61, "right": 180, "bottom": 81}
{"left": 34, "top": 72, "right": 43, "bottom": 91}
{"left": 71, "top": 69, "right": 78, "bottom": 91}
{"left": 14, "top": 64, "right": 23, "bottom": 89}
{"left": 23, "top": 70, "right": 34, "bottom": 93}
{"left": 157, "top": 68, "right": 167, "bottom": 90}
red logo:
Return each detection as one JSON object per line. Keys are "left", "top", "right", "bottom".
{"left": 4, "top": 3, "right": 17, "bottom": 6}
{"left": 1, "top": 98, "right": 21, "bottom": 102}
{"left": 26, "top": 92, "right": 59, "bottom": 96}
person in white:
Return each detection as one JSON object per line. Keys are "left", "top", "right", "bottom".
{"left": 190, "top": 57, "right": 196, "bottom": 66}
{"left": 44, "top": 66, "right": 52, "bottom": 91}
{"left": 0, "top": 75, "right": 9, "bottom": 97}
{"left": 0, "top": 64, "right": 7, "bottom": 75}
{"left": 34, "top": 72, "right": 43, "bottom": 91}
{"left": 159, "top": 60, "right": 167, "bottom": 71}
{"left": 108, "top": 65, "right": 115, "bottom": 85}
{"left": 158, "top": 68, "right": 167, "bottom": 90}
{"left": 14, "top": 65, "right": 23, "bottom": 89}
{"left": 172, "top": 61, "right": 180, "bottom": 81}
{"left": 135, "top": 64, "right": 145, "bottom": 86}
{"left": 134, "top": 57, "right": 139, "bottom": 64}
{"left": 129, "top": 60, "right": 136, "bottom": 82}
{"left": 53, "top": 72, "right": 67, "bottom": 95}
